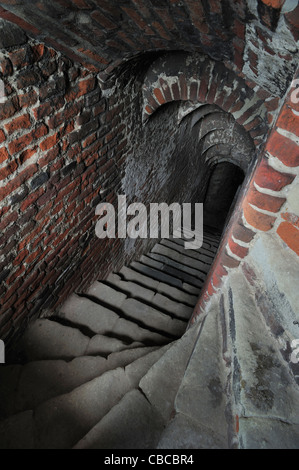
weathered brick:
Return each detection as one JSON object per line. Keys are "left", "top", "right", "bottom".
{"left": 277, "top": 221, "right": 299, "bottom": 256}
{"left": 254, "top": 157, "right": 296, "bottom": 191}
{"left": 247, "top": 185, "right": 286, "bottom": 213}
{"left": 8, "top": 124, "right": 48, "bottom": 155}
{"left": 4, "top": 114, "right": 31, "bottom": 134}
{"left": 243, "top": 202, "right": 276, "bottom": 232}
{"left": 0, "top": 146, "right": 9, "bottom": 164}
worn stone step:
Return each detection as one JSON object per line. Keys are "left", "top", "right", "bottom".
{"left": 141, "top": 254, "right": 204, "bottom": 288}
{"left": 139, "top": 323, "right": 201, "bottom": 423}
{"left": 130, "top": 261, "right": 199, "bottom": 295}
{"left": 73, "top": 389, "right": 165, "bottom": 449}
{"left": 0, "top": 346, "right": 158, "bottom": 418}
{"left": 161, "top": 239, "right": 215, "bottom": 265}
{"left": 30, "top": 345, "right": 171, "bottom": 449}
{"left": 106, "top": 274, "right": 192, "bottom": 321}
{"left": 152, "top": 244, "right": 209, "bottom": 274}
{"left": 171, "top": 236, "right": 218, "bottom": 255}
{"left": 17, "top": 319, "right": 143, "bottom": 361}
{"left": 147, "top": 251, "right": 206, "bottom": 282}
{"left": 120, "top": 298, "right": 187, "bottom": 338}
{"left": 119, "top": 267, "right": 198, "bottom": 306}
{"left": 160, "top": 298, "right": 229, "bottom": 449}
{"left": 86, "top": 282, "right": 127, "bottom": 309}
{"left": 58, "top": 294, "right": 169, "bottom": 346}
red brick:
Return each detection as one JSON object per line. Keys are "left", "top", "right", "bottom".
{"left": 267, "top": 130, "right": 299, "bottom": 167}
{"left": 78, "top": 48, "right": 109, "bottom": 65}
{"left": 189, "top": 81, "right": 199, "bottom": 101}
{"left": 277, "top": 221, "right": 299, "bottom": 256}
{"left": 276, "top": 105, "right": 298, "bottom": 135}
{"left": 6, "top": 265, "right": 26, "bottom": 286}
{"left": 48, "top": 102, "right": 82, "bottom": 129}
{"left": 254, "top": 157, "right": 296, "bottom": 191}
{"left": 0, "top": 99, "right": 18, "bottom": 121}
{"left": 228, "top": 237, "right": 249, "bottom": 259}
{"left": 247, "top": 185, "right": 286, "bottom": 213}
{"left": 0, "top": 129, "right": 5, "bottom": 144}
{"left": 243, "top": 202, "right": 276, "bottom": 232}
{"left": 4, "top": 114, "right": 31, "bottom": 134}
{"left": 9, "top": 47, "right": 31, "bottom": 69}
{"left": 19, "top": 147, "right": 37, "bottom": 165}
{"left": 220, "top": 251, "right": 241, "bottom": 269}
{"left": 20, "top": 187, "right": 44, "bottom": 211}
{"left": 121, "top": 7, "right": 154, "bottom": 35}
{"left": 0, "top": 210, "right": 18, "bottom": 230}
{"left": 13, "top": 249, "right": 29, "bottom": 266}
{"left": 153, "top": 87, "right": 166, "bottom": 105}
{"left": 8, "top": 124, "right": 48, "bottom": 155}
{"left": 91, "top": 10, "right": 118, "bottom": 30}
{"left": 0, "top": 146, "right": 9, "bottom": 164}
{"left": 71, "top": 0, "right": 92, "bottom": 8}
{"left": 0, "top": 160, "right": 18, "bottom": 181}
{"left": 0, "top": 57, "right": 13, "bottom": 76}
{"left": 233, "top": 220, "right": 256, "bottom": 243}
{"left": 184, "top": 0, "right": 209, "bottom": 34}
{"left": 39, "top": 132, "right": 59, "bottom": 151}
{"left": 281, "top": 212, "right": 299, "bottom": 229}
{"left": 285, "top": 5, "right": 299, "bottom": 41}
{"left": 0, "top": 163, "right": 38, "bottom": 203}
{"left": 261, "top": 0, "right": 285, "bottom": 7}
{"left": 31, "top": 44, "right": 45, "bottom": 61}
{"left": 24, "top": 247, "right": 43, "bottom": 266}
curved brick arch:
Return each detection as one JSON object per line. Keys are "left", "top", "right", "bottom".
{"left": 142, "top": 52, "right": 269, "bottom": 149}
{"left": 182, "top": 106, "right": 255, "bottom": 173}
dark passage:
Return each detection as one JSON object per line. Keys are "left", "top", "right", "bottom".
{"left": 203, "top": 162, "right": 245, "bottom": 231}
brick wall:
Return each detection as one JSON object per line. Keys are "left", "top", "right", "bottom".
{"left": 0, "top": 26, "right": 131, "bottom": 343}
{"left": 0, "top": 1, "right": 298, "bottom": 344}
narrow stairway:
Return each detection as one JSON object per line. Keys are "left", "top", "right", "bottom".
{"left": 0, "top": 228, "right": 220, "bottom": 449}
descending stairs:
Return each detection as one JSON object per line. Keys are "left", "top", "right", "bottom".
{"left": 0, "top": 228, "right": 221, "bottom": 449}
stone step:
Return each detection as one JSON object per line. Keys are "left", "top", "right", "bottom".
{"left": 157, "top": 298, "right": 229, "bottom": 449}
{"left": 73, "top": 389, "right": 164, "bottom": 449}
{"left": 152, "top": 244, "right": 209, "bottom": 274}
{"left": 161, "top": 239, "right": 215, "bottom": 265}
{"left": 22, "top": 345, "right": 170, "bottom": 449}
{"left": 58, "top": 294, "right": 170, "bottom": 346}
{"left": 139, "top": 322, "right": 201, "bottom": 423}
{"left": 0, "top": 346, "right": 158, "bottom": 418}
{"left": 119, "top": 267, "right": 198, "bottom": 306}
{"left": 87, "top": 282, "right": 127, "bottom": 309}
{"left": 17, "top": 319, "right": 144, "bottom": 362}
{"left": 106, "top": 274, "right": 193, "bottom": 320}
{"left": 171, "top": 237, "right": 218, "bottom": 255}
{"left": 147, "top": 251, "right": 206, "bottom": 282}
{"left": 130, "top": 261, "right": 200, "bottom": 295}
{"left": 120, "top": 298, "right": 187, "bottom": 338}
{"left": 141, "top": 254, "right": 204, "bottom": 287}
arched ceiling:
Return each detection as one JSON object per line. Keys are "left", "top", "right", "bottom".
{"left": 0, "top": 0, "right": 298, "bottom": 94}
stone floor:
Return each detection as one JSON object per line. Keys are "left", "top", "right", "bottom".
{"left": 0, "top": 229, "right": 220, "bottom": 449}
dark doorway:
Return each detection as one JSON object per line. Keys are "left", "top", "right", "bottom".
{"left": 203, "top": 162, "right": 245, "bottom": 231}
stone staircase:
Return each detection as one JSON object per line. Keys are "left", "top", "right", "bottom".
{"left": 0, "top": 228, "right": 220, "bottom": 449}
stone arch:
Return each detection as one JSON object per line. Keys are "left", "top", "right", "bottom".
{"left": 142, "top": 52, "right": 269, "bottom": 150}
